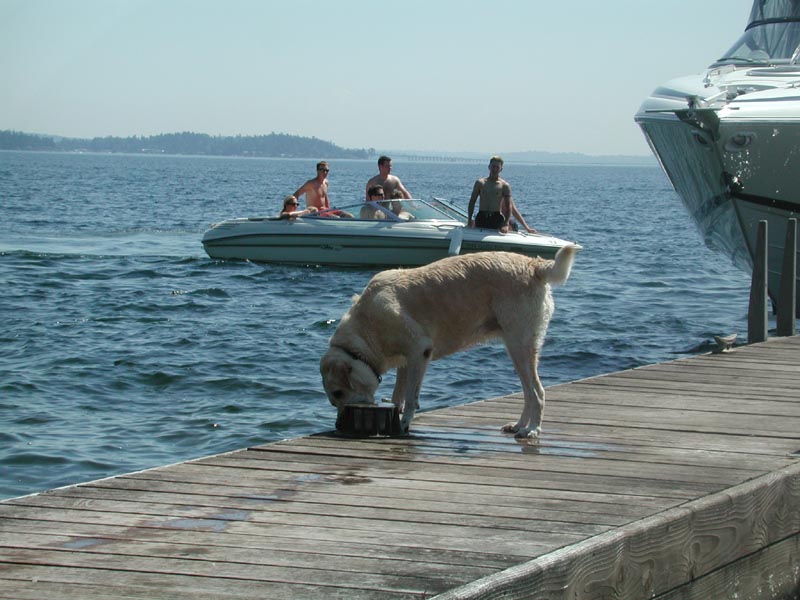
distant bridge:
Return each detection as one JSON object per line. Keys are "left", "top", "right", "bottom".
{"left": 388, "top": 154, "right": 486, "bottom": 164}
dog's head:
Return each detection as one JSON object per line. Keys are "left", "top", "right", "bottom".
{"left": 319, "top": 346, "right": 380, "bottom": 413}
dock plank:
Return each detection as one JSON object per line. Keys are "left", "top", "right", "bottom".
{"left": 2, "top": 336, "right": 800, "bottom": 599}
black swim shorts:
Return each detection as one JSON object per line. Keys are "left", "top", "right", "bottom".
{"left": 474, "top": 210, "right": 505, "bottom": 229}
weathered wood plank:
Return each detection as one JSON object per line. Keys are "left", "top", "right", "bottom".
{"left": 136, "top": 454, "right": 709, "bottom": 500}
{"left": 92, "top": 472, "right": 669, "bottom": 519}
{"left": 24, "top": 483, "right": 636, "bottom": 527}
{"left": 546, "top": 385, "right": 800, "bottom": 414}
{"left": 194, "top": 453, "right": 729, "bottom": 496}
{"left": 0, "top": 518, "right": 521, "bottom": 570}
{"left": 411, "top": 416, "right": 800, "bottom": 456}
{"left": 429, "top": 402, "right": 800, "bottom": 438}
{"left": 0, "top": 504, "right": 563, "bottom": 557}
{"left": 0, "top": 545, "right": 477, "bottom": 597}
{"left": 0, "top": 564, "right": 409, "bottom": 599}
{"left": 281, "top": 429, "right": 796, "bottom": 471}
{"left": 247, "top": 439, "right": 773, "bottom": 482}
{"left": 0, "top": 530, "right": 494, "bottom": 584}
{"left": 563, "top": 373, "right": 800, "bottom": 396}
{"left": 593, "top": 366, "right": 800, "bottom": 389}
{"left": 1, "top": 493, "right": 605, "bottom": 539}
{"left": 118, "top": 462, "right": 681, "bottom": 512}
{"left": 251, "top": 434, "right": 792, "bottom": 472}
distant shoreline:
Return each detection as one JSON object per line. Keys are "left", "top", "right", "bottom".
{"left": 0, "top": 129, "right": 655, "bottom": 167}
{"left": 0, "top": 147, "right": 658, "bottom": 168}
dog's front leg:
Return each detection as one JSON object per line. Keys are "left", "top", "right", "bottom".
{"left": 391, "top": 366, "right": 408, "bottom": 414}
{"left": 399, "top": 350, "right": 431, "bottom": 433}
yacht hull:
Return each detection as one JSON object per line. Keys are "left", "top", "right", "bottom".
{"left": 637, "top": 73, "right": 800, "bottom": 315}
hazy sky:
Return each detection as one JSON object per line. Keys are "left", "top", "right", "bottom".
{"left": 1, "top": 0, "right": 754, "bottom": 156}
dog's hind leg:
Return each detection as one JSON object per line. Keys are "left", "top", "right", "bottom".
{"left": 501, "top": 342, "right": 545, "bottom": 440}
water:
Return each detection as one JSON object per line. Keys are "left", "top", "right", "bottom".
{"left": 0, "top": 151, "right": 753, "bottom": 500}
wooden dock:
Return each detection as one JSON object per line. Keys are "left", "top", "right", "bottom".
{"left": 2, "top": 336, "right": 799, "bottom": 599}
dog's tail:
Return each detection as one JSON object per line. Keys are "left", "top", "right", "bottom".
{"left": 540, "top": 244, "right": 579, "bottom": 285}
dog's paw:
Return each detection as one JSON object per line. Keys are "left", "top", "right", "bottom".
{"left": 514, "top": 426, "right": 541, "bottom": 440}
{"left": 400, "top": 418, "right": 412, "bottom": 432}
{"left": 501, "top": 422, "right": 521, "bottom": 434}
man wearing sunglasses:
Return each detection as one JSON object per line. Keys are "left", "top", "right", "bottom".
{"left": 292, "top": 161, "right": 331, "bottom": 211}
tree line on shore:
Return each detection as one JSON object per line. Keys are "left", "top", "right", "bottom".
{"left": 0, "top": 130, "right": 372, "bottom": 159}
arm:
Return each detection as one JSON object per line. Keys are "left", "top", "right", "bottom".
{"left": 365, "top": 178, "right": 373, "bottom": 201}
{"left": 498, "top": 183, "right": 512, "bottom": 233}
{"left": 510, "top": 199, "right": 536, "bottom": 233}
{"left": 395, "top": 177, "right": 412, "bottom": 199}
{"left": 466, "top": 180, "right": 481, "bottom": 227}
{"left": 501, "top": 183, "right": 512, "bottom": 221}
{"left": 292, "top": 181, "right": 309, "bottom": 201}
{"left": 282, "top": 206, "right": 319, "bottom": 219}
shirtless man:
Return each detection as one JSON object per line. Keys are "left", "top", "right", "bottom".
{"left": 467, "top": 156, "right": 511, "bottom": 230}
{"left": 365, "top": 155, "right": 411, "bottom": 201}
{"left": 293, "top": 161, "right": 331, "bottom": 210}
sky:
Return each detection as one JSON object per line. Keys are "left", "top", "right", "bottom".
{"left": 1, "top": 0, "right": 755, "bottom": 157}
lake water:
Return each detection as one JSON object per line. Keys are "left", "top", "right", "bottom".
{"left": 0, "top": 151, "right": 754, "bottom": 500}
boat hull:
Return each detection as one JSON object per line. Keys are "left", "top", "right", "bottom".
{"left": 202, "top": 218, "right": 571, "bottom": 267}
{"left": 636, "top": 82, "right": 800, "bottom": 314}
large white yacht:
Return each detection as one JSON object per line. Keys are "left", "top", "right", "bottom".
{"left": 635, "top": 0, "right": 800, "bottom": 314}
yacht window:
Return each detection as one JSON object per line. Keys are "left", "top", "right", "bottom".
{"left": 713, "top": 1, "right": 800, "bottom": 65}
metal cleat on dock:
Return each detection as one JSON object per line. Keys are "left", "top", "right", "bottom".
{"left": 712, "top": 333, "right": 738, "bottom": 353}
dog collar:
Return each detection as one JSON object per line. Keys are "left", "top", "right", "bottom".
{"left": 332, "top": 344, "right": 382, "bottom": 383}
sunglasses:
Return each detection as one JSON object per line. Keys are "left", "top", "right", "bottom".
{"left": 319, "top": 169, "right": 330, "bottom": 173}
{"left": 287, "top": 201, "right": 299, "bottom": 206}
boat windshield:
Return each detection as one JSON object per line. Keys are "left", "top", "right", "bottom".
{"left": 713, "top": 0, "right": 800, "bottom": 66}
{"left": 428, "top": 197, "right": 468, "bottom": 223}
{"left": 317, "top": 198, "right": 467, "bottom": 222}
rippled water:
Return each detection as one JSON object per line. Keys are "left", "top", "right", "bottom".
{"left": 0, "top": 151, "right": 752, "bottom": 500}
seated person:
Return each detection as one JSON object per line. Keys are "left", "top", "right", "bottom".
{"left": 504, "top": 197, "right": 537, "bottom": 233}
{"left": 279, "top": 195, "right": 318, "bottom": 220}
{"left": 390, "top": 190, "right": 414, "bottom": 220}
{"left": 360, "top": 185, "right": 388, "bottom": 219}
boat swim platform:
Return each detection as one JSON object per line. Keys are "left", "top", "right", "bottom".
{"left": 1, "top": 336, "right": 799, "bottom": 599}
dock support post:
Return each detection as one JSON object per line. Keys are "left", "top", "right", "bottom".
{"left": 748, "top": 220, "right": 768, "bottom": 344}
{"left": 777, "top": 217, "right": 797, "bottom": 336}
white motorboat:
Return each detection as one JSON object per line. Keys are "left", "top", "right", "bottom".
{"left": 635, "top": 0, "right": 800, "bottom": 314}
{"left": 202, "top": 198, "right": 578, "bottom": 267}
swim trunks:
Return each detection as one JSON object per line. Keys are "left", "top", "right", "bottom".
{"left": 474, "top": 210, "right": 506, "bottom": 229}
